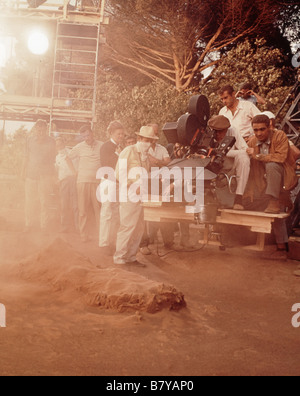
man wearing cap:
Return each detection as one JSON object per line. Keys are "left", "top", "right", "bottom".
{"left": 208, "top": 115, "right": 251, "bottom": 210}
{"left": 113, "top": 126, "right": 159, "bottom": 267}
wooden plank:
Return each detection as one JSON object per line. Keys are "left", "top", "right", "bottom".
{"left": 143, "top": 206, "right": 193, "bottom": 223}
{"left": 220, "top": 209, "right": 289, "bottom": 219}
{"left": 141, "top": 205, "right": 290, "bottom": 252}
{"left": 216, "top": 215, "right": 272, "bottom": 234}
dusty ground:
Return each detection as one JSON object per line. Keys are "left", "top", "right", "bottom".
{"left": 0, "top": 212, "right": 300, "bottom": 377}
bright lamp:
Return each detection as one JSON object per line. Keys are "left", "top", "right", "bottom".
{"left": 28, "top": 31, "right": 49, "bottom": 55}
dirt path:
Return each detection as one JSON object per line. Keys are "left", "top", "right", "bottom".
{"left": 0, "top": 225, "right": 299, "bottom": 376}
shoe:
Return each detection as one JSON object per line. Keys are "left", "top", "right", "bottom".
{"left": 262, "top": 249, "right": 287, "bottom": 261}
{"left": 180, "top": 241, "right": 195, "bottom": 250}
{"left": 126, "top": 260, "right": 147, "bottom": 268}
{"left": 140, "top": 246, "right": 151, "bottom": 256}
{"left": 233, "top": 204, "right": 245, "bottom": 211}
{"left": 264, "top": 199, "right": 281, "bottom": 214}
{"left": 164, "top": 243, "right": 183, "bottom": 251}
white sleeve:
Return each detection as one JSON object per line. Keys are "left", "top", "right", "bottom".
{"left": 161, "top": 146, "right": 170, "bottom": 160}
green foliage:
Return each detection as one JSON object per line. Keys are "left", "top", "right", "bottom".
{"left": 199, "top": 39, "right": 296, "bottom": 120}
{"left": 0, "top": 126, "right": 28, "bottom": 175}
{"left": 94, "top": 74, "right": 190, "bottom": 142}
{"left": 94, "top": 38, "right": 296, "bottom": 142}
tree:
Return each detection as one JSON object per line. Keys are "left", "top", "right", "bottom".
{"left": 103, "top": 0, "right": 284, "bottom": 92}
{"left": 93, "top": 38, "right": 296, "bottom": 142}
{"left": 94, "top": 73, "right": 189, "bottom": 140}
{"left": 276, "top": 1, "right": 300, "bottom": 45}
{"left": 198, "top": 38, "right": 296, "bottom": 120}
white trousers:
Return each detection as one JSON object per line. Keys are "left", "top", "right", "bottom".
{"left": 224, "top": 152, "right": 250, "bottom": 196}
{"left": 113, "top": 202, "right": 144, "bottom": 264}
{"left": 99, "top": 201, "right": 120, "bottom": 248}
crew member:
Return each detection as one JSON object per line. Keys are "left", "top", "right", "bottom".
{"left": 99, "top": 121, "right": 125, "bottom": 255}
{"left": 124, "top": 135, "right": 137, "bottom": 147}
{"left": 208, "top": 115, "right": 250, "bottom": 210}
{"left": 22, "top": 120, "right": 56, "bottom": 232}
{"left": 236, "top": 82, "right": 266, "bottom": 106}
{"left": 219, "top": 85, "right": 261, "bottom": 141}
{"left": 113, "top": 126, "right": 159, "bottom": 267}
{"left": 67, "top": 125, "right": 103, "bottom": 243}
{"left": 55, "top": 138, "right": 78, "bottom": 233}
{"left": 244, "top": 114, "right": 297, "bottom": 259}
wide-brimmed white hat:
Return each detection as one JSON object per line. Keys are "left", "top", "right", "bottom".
{"left": 136, "top": 126, "right": 159, "bottom": 140}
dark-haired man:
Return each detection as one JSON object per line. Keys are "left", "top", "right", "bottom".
{"left": 22, "top": 119, "right": 56, "bottom": 232}
{"left": 99, "top": 121, "right": 125, "bottom": 253}
{"left": 68, "top": 125, "right": 103, "bottom": 242}
{"left": 236, "top": 82, "right": 266, "bottom": 106}
{"left": 219, "top": 85, "right": 261, "bottom": 142}
{"left": 244, "top": 114, "right": 297, "bottom": 258}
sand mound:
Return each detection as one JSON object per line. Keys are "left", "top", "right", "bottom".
{"left": 17, "top": 238, "right": 186, "bottom": 314}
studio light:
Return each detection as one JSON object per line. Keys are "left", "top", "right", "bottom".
{"left": 28, "top": 31, "right": 49, "bottom": 55}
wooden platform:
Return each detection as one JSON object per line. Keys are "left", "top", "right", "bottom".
{"left": 142, "top": 202, "right": 289, "bottom": 251}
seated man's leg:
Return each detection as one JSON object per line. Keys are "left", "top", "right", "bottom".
{"left": 234, "top": 152, "right": 250, "bottom": 196}
{"left": 233, "top": 152, "right": 250, "bottom": 210}
{"left": 273, "top": 218, "right": 289, "bottom": 247}
{"left": 264, "top": 162, "right": 284, "bottom": 214}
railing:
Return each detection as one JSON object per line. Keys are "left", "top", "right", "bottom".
{"left": 0, "top": 1, "right": 103, "bottom": 11}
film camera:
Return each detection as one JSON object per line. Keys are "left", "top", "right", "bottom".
{"left": 162, "top": 95, "right": 237, "bottom": 223}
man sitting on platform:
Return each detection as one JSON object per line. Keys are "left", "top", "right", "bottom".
{"left": 244, "top": 114, "right": 298, "bottom": 259}
{"left": 208, "top": 115, "right": 250, "bottom": 211}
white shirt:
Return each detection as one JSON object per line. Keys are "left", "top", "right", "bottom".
{"left": 55, "top": 148, "right": 75, "bottom": 182}
{"left": 69, "top": 140, "right": 103, "bottom": 183}
{"left": 226, "top": 127, "right": 248, "bottom": 159}
{"left": 149, "top": 144, "right": 170, "bottom": 161}
{"left": 219, "top": 100, "right": 261, "bottom": 138}
{"left": 239, "top": 96, "right": 257, "bottom": 105}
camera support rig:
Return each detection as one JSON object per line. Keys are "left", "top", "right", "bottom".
{"left": 161, "top": 94, "right": 236, "bottom": 224}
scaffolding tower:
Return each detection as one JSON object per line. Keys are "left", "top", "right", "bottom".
{"left": 0, "top": 1, "right": 108, "bottom": 136}
{"left": 278, "top": 80, "right": 300, "bottom": 148}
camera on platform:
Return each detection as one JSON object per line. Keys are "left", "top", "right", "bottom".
{"left": 162, "top": 95, "right": 236, "bottom": 223}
